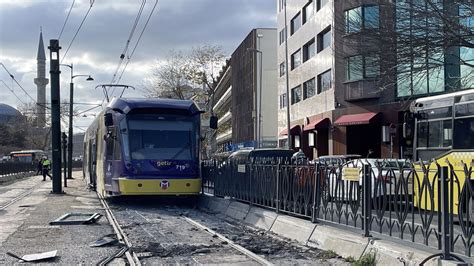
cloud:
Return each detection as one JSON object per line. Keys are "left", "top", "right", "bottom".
{"left": 0, "top": 0, "right": 276, "bottom": 132}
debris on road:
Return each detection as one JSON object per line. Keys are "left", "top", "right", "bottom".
{"left": 49, "top": 212, "right": 102, "bottom": 225}
{"left": 89, "top": 235, "right": 119, "bottom": 247}
{"left": 6, "top": 250, "right": 58, "bottom": 262}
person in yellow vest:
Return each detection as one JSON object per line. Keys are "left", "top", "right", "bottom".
{"left": 42, "top": 156, "right": 52, "bottom": 181}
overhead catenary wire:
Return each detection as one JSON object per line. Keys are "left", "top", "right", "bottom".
{"left": 0, "top": 80, "right": 26, "bottom": 105}
{"left": 0, "top": 63, "right": 49, "bottom": 109}
{"left": 116, "top": 0, "right": 158, "bottom": 84}
{"left": 110, "top": 0, "right": 147, "bottom": 85}
{"left": 58, "top": 0, "right": 76, "bottom": 40}
{"left": 61, "top": 0, "right": 95, "bottom": 63}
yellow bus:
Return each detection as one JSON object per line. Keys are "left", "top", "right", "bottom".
{"left": 412, "top": 89, "right": 474, "bottom": 215}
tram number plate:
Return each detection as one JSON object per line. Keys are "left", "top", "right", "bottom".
{"left": 237, "top": 164, "right": 246, "bottom": 173}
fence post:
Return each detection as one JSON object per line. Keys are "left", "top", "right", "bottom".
{"left": 440, "top": 166, "right": 451, "bottom": 260}
{"left": 363, "top": 164, "right": 372, "bottom": 237}
{"left": 276, "top": 158, "right": 281, "bottom": 214}
{"left": 248, "top": 161, "right": 253, "bottom": 205}
{"left": 312, "top": 163, "right": 321, "bottom": 223}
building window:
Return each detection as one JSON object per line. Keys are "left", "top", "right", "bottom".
{"left": 317, "top": 0, "right": 328, "bottom": 11}
{"left": 291, "top": 85, "right": 302, "bottom": 105}
{"left": 279, "top": 27, "right": 286, "bottom": 45}
{"left": 345, "top": 55, "right": 379, "bottom": 81}
{"left": 303, "top": 78, "right": 316, "bottom": 99}
{"left": 303, "top": 38, "right": 315, "bottom": 62}
{"left": 345, "top": 5, "right": 379, "bottom": 34}
{"left": 279, "top": 93, "right": 288, "bottom": 109}
{"left": 291, "top": 49, "right": 301, "bottom": 70}
{"left": 364, "top": 5, "right": 380, "bottom": 29}
{"left": 291, "top": 12, "right": 301, "bottom": 35}
{"left": 364, "top": 55, "right": 380, "bottom": 78}
{"left": 346, "top": 55, "right": 363, "bottom": 81}
{"left": 280, "top": 62, "right": 286, "bottom": 77}
{"left": 303, "top": 1, "right": 314, "bottom": 24}
{"left": 318, "top": 69, "right": 332, "bottom": 92}
{"left": 317, "top": 26, "right": 331, "bottom": 52}
{"left": 279, "top": 0, "right": 284, "bottom": 12}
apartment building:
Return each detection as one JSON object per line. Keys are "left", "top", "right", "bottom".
{"left": 212, "top": 28, "right": 278, "bottom": 154}
{"left": 212, "top": 60, "right": 232, "bottom": 153}
{"left": 277, "top": 0, "right": 471, "bottom": 160}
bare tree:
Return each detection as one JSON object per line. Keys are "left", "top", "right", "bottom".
{"left": 15, "top": 101, "right": 79, "bottom": 151}
{"left": 148, "top": 45, "right": 226, "bottom": 106}
{"left": 188, "top": 45, "right": 226, "bottom": 111}
{"left": 148, "top": 51, "right": 195, "bottom": 99}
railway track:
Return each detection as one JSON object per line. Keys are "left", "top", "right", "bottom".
{"left": 98, "top": 196, "right": 273, "bottom": 265}
{"left": 98, "top": 194, "right": 141, "bottom": 266}
{"left": 0, "top": 180, "right": 43, "bottom": 211}
{"left": 183, "top": 216, "right": 273, "bottom": 265}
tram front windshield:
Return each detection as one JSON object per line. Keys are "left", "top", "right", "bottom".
{"left": 121, "top": 114, "right": 198, "bottom": 161}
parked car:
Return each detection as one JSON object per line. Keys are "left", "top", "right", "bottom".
{"left": 314, "top": 154, "right": 361, "bottom": 165}
{"left": 228, "top": 148, "right": 294, "bottom": 165}
{"left": 327, "top": 158, "right": 413, "bottom": 203}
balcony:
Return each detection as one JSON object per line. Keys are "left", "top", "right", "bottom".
{"left": 344, "top": 80, "right": 381, "bottom": 101}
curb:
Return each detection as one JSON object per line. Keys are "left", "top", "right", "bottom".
{"left": 198, "top": 194, "right": 447, "bottom": 266}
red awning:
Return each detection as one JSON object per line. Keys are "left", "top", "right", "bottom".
{"left": 279, "top": 125, "right": 301, "bottom": 136}
{"left": 334, "top": 112, "right": 381, "bottom": 126}
{"left": 303, "top": 118, "right": 330, "bottom": 132}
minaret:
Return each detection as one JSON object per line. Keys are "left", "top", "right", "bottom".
{"left": 34, "top": 29, "right": 48, "bottom": 127}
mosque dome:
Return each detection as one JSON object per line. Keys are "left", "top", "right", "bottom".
{"left": 0, "top": 103, "right": 22, "bottom": 124}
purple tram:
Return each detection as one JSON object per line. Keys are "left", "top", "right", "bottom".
{"left": 83, "top": 98, "right": 207, "bottom": 196}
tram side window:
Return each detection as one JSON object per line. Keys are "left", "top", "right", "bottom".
{"left": 453, "top": 117, "right": 474, "bottom": 149}
{"left": 417, "top": 120, "right": 452, "bottom": 148}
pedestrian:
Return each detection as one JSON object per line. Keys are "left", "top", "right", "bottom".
{"left": 42, "top": 156, "right": 52, "bottom": 181}
{"left": 36, "top": 158, "right": 43, "bottom": 175}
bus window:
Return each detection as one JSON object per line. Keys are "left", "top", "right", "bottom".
{"left": 417, "top": 120, "right": 452, "bottom": 148}
{"left": 453, "top": 117, "right": 474, "bottom": 149}
{"left": 417, "top": 122, "right": 428, "bottom": 148}
{"left": 455, "top": 102, "right": 474, "bottom": 117}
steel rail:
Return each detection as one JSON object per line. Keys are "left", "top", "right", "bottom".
{"left": 0, "top": 179, "right": 42, "bottom": 210}
{"left": 183, "top": 216, "right": 273, "bottom": 266}
{"left": 98, "top": 194, "right": 141, "bottom": 266}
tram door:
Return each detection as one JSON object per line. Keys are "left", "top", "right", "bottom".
{"left": 89, "top": 138, "right": 97, "bottom": 189}
{"left": 104, "top": 127, "right": 121, "bottom": 188}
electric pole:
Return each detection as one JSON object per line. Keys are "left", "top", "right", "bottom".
{"left": 62, "top": 132, "right": 68, "bottom": 187}
{"left": 49, "top": 39, "right": 62, "bottom": 194}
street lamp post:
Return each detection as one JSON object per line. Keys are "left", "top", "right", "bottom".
{"left": 60, "top": 63, "right": 93, "bottom": 180}
{"left": 247, "top": 47, "right": 263, "bottom": 148}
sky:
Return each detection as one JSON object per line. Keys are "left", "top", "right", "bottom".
{"left": 0, "top": 0, "right": 276, "bottom": 132}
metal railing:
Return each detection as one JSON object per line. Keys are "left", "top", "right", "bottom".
{"left": 202, "top": 158, "right": 473, "bottom": 258}
{"left": 0, "top": 162, "right": 36, "bottom": 176}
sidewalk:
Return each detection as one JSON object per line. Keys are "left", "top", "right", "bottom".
{"left": 0, "top": 172, "right": 120, "bottom": 264}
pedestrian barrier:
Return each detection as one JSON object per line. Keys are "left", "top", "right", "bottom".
{"left": 202, "top": 158, "right": 473, "bottom": 259}
{"left": 0, "top": 162, "right": 36, "bottom": 176}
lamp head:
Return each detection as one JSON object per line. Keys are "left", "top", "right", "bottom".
{"left": 86, "top": 76, "right": 94, "bottom": 81}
